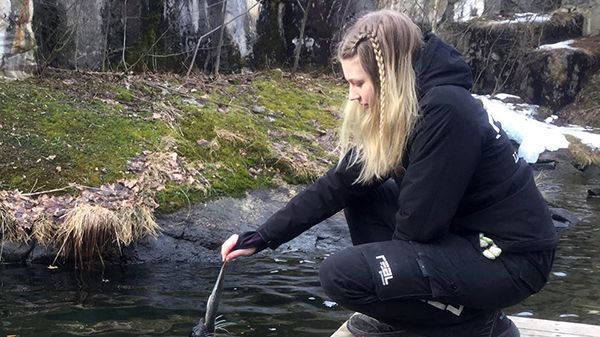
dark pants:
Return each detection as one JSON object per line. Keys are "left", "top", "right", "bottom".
{"left": 319, "top": 179, "right": 554, "bottom": 337}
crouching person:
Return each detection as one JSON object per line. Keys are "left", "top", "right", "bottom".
{"left": 221, "top": 9, "right": 557, "bottom": 337}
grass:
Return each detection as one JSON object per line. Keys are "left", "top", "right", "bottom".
{"left": 0, "top": 70, "right": 346, "bottom": 265}
{"left": 0, "top": 70, "right": 346, "bottom": 210}
{"left": 0, "top": 79, "right": 167, "bottom": 191}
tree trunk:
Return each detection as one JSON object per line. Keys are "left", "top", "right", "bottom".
{"left": 292, "top": 0, "right": 313, "bottom": 73}
{"left": 214, "top": 0, "right": 228, "bottom": 76}
{"left": 0, "top": 0, "right": 36, "bottom": 79}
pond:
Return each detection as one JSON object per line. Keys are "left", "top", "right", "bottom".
{"left": 1, "top": 170, "right": 600, "bottom": 336}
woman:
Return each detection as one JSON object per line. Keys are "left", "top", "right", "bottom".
{"left": 221, "top": 10, "right": 557, "bottom": 337}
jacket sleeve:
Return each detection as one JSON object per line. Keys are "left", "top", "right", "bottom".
{"left": 257, "top": 150, "right": 383, "bottom": 249}
{"left": 393, "top": 92, "right": 482, "bottom": 242}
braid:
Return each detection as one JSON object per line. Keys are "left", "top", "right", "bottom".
{"left": 349, "top": 29, "right": 387, "bottom": 140}
{"left": 369, "top": 33, "right": 386, "bottom": 140}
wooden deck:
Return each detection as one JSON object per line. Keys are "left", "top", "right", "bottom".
{"left": 331, "top": 316, "right": 600, "bottom": 337}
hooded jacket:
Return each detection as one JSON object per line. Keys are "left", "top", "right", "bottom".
{"left": 252, "top": 33, "right": 557, "bottom": 253}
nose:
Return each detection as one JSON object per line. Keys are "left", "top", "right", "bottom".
{"left": 348, "top": 89, "right": 360, "bottom": 101}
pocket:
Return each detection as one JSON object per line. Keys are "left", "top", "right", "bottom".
{"left": 359, "top": 241, "right": 433, "bottom": 301}
{"left": 416, "top": 252, "right": 460, "bottom": 299}
{"left": 518, "top": 258, "right": 549, "bottom": 294}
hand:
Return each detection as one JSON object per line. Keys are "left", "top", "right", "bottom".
{"left": 221, "top": 234, "right": 256, "bottom": 262}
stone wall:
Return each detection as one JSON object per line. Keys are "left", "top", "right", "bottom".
{"left": 0, "top": 0, "right": 36, "bottom": 79}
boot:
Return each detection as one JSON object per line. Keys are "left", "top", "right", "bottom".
{"left": 483, "top": 311, "right": 520, "bottom": 337}
{"left": 346, "top": 313, "right": 423, "bottom": 337}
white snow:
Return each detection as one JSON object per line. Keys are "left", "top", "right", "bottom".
{"left": 475, "top": 94, "right": 600, "bottom": 163}
{"left": 538, "top": 40, "right": 579, "bottom": 51}
{"left": 490, "top": 12, "right": 552, "bottom": 25}
{"left": 454, "top": 0, "right": 485, "bottom": 22}
{"left": 494, "top": 93, "right": 520, "bottom": 100}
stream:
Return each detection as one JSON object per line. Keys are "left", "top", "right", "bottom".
{"left": 1, "top": 166, "right": 600, "bottom": 336}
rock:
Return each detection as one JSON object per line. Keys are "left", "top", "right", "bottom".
{"left": 28, "top": 244, "right": 59, "bottom": 265}
{"left": 251, "top": 105, "right": 266, "bottom": 114}
{"left": 530, "top": 161, "right": 557, "bottom": 170}
{"left": 122, "top": 185, "right": 351, "bottom": 264}
{"left": 587, "top": 187, "right": 600, "bottom": 197}
{"left": 517, "top": 36, "right": 600, "bottom": 110}
{"left": 439, "top": 11, "right": 585, "bottom": 104}
{"left": 583, "top": 165, "right": 600, "bottom": 179}
{"left": 538, "top": 148, "right": 575, "bottom": 164}
{"left": 0, "top": 241, "right": 34, "bottom": 263}
{"left": 549, "top": 207, "right": 581, "bottom": 228}
{"left": 560, "top": 68, "right": 600, "bottom": 128}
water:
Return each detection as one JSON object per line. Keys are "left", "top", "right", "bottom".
{"left": 1, "top": 170, "right": 600, "bottom": 336}
{"left": 0, "top": 252, "right": 348, "bottom": 336}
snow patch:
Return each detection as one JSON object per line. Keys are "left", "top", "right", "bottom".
{"left": 474, "top": 94, "right": 600, "bottom": 163}
{"left": 538, "top": 40, "right": 579, "bottom": 51}
{"left": 454, "top": 0, "right": 485, "bottom": 22}
{"left": 490, "top": 12, "right": 552, "bottom": 25}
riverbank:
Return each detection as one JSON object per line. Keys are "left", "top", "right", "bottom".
{"left": 1, "top": 70, "right": 599, "bottom": 267}
{"left": 0, "top": 70, "right": 346, "bottom": 266}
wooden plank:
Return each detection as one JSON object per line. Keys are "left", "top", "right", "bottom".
{"left": 331, "top": 321, "right": 351, "bottom": 337}
{"left": 511, "top": 316, "right": 600, "bottom": 337}
{"left": 331, "top": 316, "right": 600, "bottom": 337}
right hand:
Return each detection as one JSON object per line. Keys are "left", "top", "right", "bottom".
{"left": 221, "top": 234, "right": 256, "bottom": 262}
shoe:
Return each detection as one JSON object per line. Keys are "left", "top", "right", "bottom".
{"left": 484, "top": 311, "right": 520, "bottom": 337}
{"left": 346, "top": 313, "right": 422, "bottom": 337}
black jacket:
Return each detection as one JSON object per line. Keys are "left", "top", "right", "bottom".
{"left": 255, "top": 33, "right": 557, "bottom": 253}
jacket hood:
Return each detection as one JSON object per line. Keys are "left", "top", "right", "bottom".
{"left": 414, "top": 33, "right": 473, "bottom": 97}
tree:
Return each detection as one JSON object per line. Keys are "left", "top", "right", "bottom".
{"left": 214, "top": 0, "right": 228, "bottom": 76}
{"left": 293, "top": 0, "right": 313, "bottom": 73}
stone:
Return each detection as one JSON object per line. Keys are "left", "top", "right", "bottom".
{"left": 517, "top": 44, "right": 597, "bottom": 110}
{"left": 0, "top": 241, "right": 34, "bottom": 263}
{"left": 562, "top": 0, "right": 600, "bottom": 36}
{"left": 549, "top": 206, "right": 581, "bottom": 228}
{"left": 251, "top": 105, "right": 266, "bottom": 114}
{"left": 439, "top": 11, "right": 597, "bottom": 110}
{"left": 560, "top": 66, "right": 600, "bottom": 128}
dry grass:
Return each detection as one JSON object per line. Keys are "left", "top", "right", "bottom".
{"left": 52, "top": 203, "right": 158, "bottom": 267}
{"left": 566, "top": 135, "right": 600, "bottom": 169}
{"left": 0, "top": 206, "right": 28, "bottom": 243}
{"left": 0, "top": 206, "right": 29, "bottom": 261}
{"left": 30, "top": 216, "right": 56, "bottom": 245}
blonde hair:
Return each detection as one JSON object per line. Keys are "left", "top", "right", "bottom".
{"left": 337, "top": 10, "right": 423, "bottom": 184}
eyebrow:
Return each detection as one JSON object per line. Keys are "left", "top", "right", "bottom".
{"left": 346, "top": 78, "right": 364, "bottom": 84}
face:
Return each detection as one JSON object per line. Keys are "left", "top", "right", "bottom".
{"left": 341, "top": 56, "right": 374, "bottom": 109}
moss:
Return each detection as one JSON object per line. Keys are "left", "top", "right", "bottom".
{"left": 114, "top": 87, "right": 135, "bottom": 102}
{"left": 0, "top": 78, "right": 168, "bottom": 191}
{"left": 0, "top": 71, "right": 346, "bottom": 213}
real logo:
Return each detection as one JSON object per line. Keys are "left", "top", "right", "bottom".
{"left": 376, "top": 255, "right": 393, "bottom": 286}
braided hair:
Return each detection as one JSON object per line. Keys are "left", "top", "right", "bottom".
{"left": 337, "top": 10, "right": 423, "bottom": 184}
